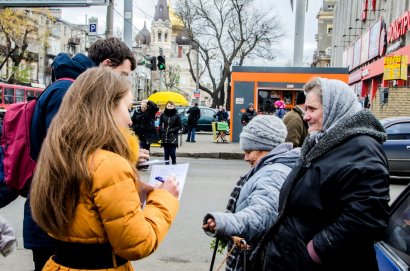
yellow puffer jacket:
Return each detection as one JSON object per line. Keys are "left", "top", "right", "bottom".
{"left": 43, "top": 149, "right": 179, "bottom": 271}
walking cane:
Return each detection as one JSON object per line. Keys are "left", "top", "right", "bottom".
{"left": 209, "top": 237, "right": 219, "bottom": 271}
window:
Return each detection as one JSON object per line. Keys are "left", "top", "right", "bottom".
{"left": 326, "top": 47, "right": 332, "bottom": 56}
{"left": 164, "top": 32, "right": 168, "bottom": 42}
{"left": 384, "top": 193, "right": 410, "bottom": 265}
{"left": 15, "top": 88, "right": 24, "bottom": 102}
{"left": 4, "top": 87, "right": 14, "bottom": 104}
{"left": 201, "top": 109, "right": 214, "bottom": 118}
{"left": 26, "top": 90, "right": 35, "bottom": 100}
{"left": 158, "top": 30, "right": 162, "bottom": 42}
{"left": 327, "top": 25, "right": 333, "bottom": 35}
{"left": 386, "top": 123, "right": 410, "bottom": 140}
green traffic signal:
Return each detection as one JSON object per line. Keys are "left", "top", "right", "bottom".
{"left": 157, "top": 55, "right": 166, "bottom": 70}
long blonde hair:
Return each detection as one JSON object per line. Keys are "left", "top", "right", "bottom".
{"left": 31, "top": 67, "right": 134, "bottom": 236}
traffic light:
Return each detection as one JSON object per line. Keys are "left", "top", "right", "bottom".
{"left": 157, "top": 55, "right": 166, "bottom": 70}
{"left": 148, "top": 56, "right": 156, "bottom": 71}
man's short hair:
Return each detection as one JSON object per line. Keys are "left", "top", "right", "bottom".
{"left": 88, "top": 37, "right": 136, "bottom": 71}
{"left": 194, "top": 103, "right": 198, "bottom": 106}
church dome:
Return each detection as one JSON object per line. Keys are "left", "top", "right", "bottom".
{"left": 169, "top": 7, "right": 184, "bottom": 31}
{"left": 175, "top": 29, "right": 191, "bottom": 45}
{"left": 135, "top": 22, "right": 151, "bottom": 45}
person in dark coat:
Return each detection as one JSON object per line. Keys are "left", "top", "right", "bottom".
{"left": 214, "top": 105, "right": 229, "bottom": 122}
{"left": 159, "top": 101, "right": 182, "bottom": 165}
{"left": 257, "top": 77, "right": 390, "bottom": 271}
{"left": 186, "top": 102, "right": 200, "bottom": 142}
{"left": 241, "top": 103, "right": 256, "bottom": 126}
{"left": 283, "top": 91, "right": 308, "bottom": 148}
{"left": 27, "top": 37, "right": 139, "bottom": 271}
{"left": 131, "top": 99, "right": 159, "bottom": 151}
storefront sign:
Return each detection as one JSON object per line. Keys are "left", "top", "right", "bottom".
{"left": 386, "top": 38, "right": 403, "bottom": 55}
{"left": 348, "top": 69, "right": 362, "bottom": 84}
{"left": 235, "top": 98, "right": 244, "bottom": 104}
{"left": 387, "top": 10, "right": 410, "bottom": 44}
{"left": 383, "top": 55, "right": 408, "bottom": 80}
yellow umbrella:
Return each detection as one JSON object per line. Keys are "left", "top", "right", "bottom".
{"left": 148, "top": 91, "right": 189, "bottom": 106}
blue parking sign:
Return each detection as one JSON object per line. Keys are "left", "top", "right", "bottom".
{"left": 89, "top": 23, "right": 97, "bottom": 33}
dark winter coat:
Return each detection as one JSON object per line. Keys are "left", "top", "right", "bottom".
{"left": 159, "top": 108, "right": 182, "bottom": 147}
{"left": 131, "top": 101, "right": 159, "bottom": 144}
{"left": 241, "top": 109, "right": 256, "bottom": 126}
{"left": 257, "top": 110, "right": 390, "bottom": 271}
{"left": 187, "top": 106, "right": 201, "bottom": 127}
{"left": 283, "top": 106, "right": 308, "bottom": 148}
{"left": 214, "top": 110, "right": 228, "bottom": 122}
{"left": 26, "top": 53, "right": 95, "bottom": 249}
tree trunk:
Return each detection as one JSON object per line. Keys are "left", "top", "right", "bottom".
{"left": 7, "top": 44, "right": 27, "bottom": 84}
{"left": 0, "top": 46, "right": 17, "bottom": 71}
{"left": 226, "top": 71, "right": 232, "bottom": 111}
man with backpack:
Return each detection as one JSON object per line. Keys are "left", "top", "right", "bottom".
{"left": 25, "top": 37, "right": 137, "bottom": 271}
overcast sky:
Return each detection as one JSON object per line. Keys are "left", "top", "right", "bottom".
{"left": 61, "top": 0, "right": 322, "bottom": 66}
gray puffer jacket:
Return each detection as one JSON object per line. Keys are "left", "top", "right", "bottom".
{"left": 203, "top": 143, "right": 300, "bottom": 271}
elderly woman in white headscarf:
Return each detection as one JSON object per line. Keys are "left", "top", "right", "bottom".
{"left": 257, "top": 77, "right": 390, "bottom": 271}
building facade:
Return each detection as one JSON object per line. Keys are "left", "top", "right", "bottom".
{"left": 0, "top": 8, "right": 87, "bottom": 88}
{"left": 133, "top": 0, "right": 211, "bottom": 106}
{"left": 331, "top": 0, "right": 410, "bottom": 118}
{"left": 312, "top": 0, "right": 338, "bottom": 67}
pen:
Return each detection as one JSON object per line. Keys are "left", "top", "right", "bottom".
{"left": 155, "top": 176, "right": 165, "bottom": 183}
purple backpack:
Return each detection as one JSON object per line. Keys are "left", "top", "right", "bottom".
{"left": 0, "top": 78, "right": 74, "bottom": 192}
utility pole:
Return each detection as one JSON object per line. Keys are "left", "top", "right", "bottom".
{"left": 195, "top": 48, "right": 200, "bottom": 104}
{"left": 293, "top": 0, "right": 307, "bottom": 66}
{"left": 105, "top": 0, "right": 114, "bottom": 37}
{"left": 124, "top": 0, "right": 133, "bottom": 48}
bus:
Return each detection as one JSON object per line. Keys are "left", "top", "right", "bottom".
{"left": 0, "top": 83, "right": 44, "bottom": 109}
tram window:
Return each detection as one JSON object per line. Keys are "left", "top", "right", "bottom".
{"left": 26, "top": 90, "right": 35, "bottom": 101}
{"left": 0, "top": 86, "right": 2, "bottom": 104}
{"left": 16, "top": 88, "right": 25, "bottom": 103}
{"left": 34, "top": 91, "right": 42, "bottom": 98}
{"left": 4, "top": 87, "right": 14, "bottom": 104}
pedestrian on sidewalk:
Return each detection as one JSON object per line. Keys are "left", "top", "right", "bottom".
{"left": 214, "top": 105, "right": 229, "bottom": 122}
{"left": 159, "top": 101, "right": 182, "bottom": 164}
{"left": 241, "top": 103, "right": 256, "bottom": 126}
{"left": 131, "top": 99, "right": 159, "bottom": 151}
{"left": 186, "top": 102, "right": 200, "bottom": 143}
{"left": 30, "top": 67, "right": 180, "bottom": 271}
{"left": 283, "top": 91, "right": 308, "bottom": 148}
{"left": 202, "top": 115, "right": 300, "bottom": 271}
{"left": 257, "top": 77, "right": 390, "bottom": 271}
{"left": 274, "top": 99, "right": 286, "bottom": 119}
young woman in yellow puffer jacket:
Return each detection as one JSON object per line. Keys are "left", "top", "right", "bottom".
{"left": 30, "top": 67, "right": 180, "bottom": 271}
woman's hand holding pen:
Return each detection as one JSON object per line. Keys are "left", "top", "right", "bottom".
{"left": 156, "top": 175, "right": 180, "bottom": 198}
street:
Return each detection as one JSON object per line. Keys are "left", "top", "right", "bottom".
{"left": 0, "top": 157, "right": 407, "bottom": 271}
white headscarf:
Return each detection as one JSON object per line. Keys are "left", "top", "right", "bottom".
{"left": 305, "top": 78, "right": 362, "bottom": 145}
{"left": 319, "top": 77, "right": 362, "bottom": 133}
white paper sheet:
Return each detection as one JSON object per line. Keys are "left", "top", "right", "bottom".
{"left": 148, "top": 163, "right": 189, "bottom": 200}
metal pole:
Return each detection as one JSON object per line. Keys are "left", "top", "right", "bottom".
{"left": 196, "top": 48, "right": 200, "bottom": 104}
{"left": 124, "top": 0, "right": 133, "bottom": 48}
{"left": 293, "top": 0, "right": 306, "bottom": 66}
{"left": 106, "top": 0, "right": 114, "bottom": 37}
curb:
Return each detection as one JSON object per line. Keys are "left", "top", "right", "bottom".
{"left": 151, "top": 151, "right": 243, "bottom": 160}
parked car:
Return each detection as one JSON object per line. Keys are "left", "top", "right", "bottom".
{"left": 375, "top": 183, "right": 410, "bottom": 270}
{"left": 177, "top": 106, "right": 218, "bottom": 133}
{"left": 381, "top": 117, "right": 410, "bottom": 177}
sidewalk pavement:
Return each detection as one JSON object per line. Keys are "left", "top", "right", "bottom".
{"left": 150, "top": 132, "right": 244, "bottom": 160}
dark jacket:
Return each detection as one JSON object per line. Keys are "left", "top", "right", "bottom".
{"left": 283, "top": 106, "right": 308, "bottom": 148}
{"left": 159, "top": 108, "right": 182, "bottom": 146}
{"left": 241, "top": 109, "right": 256, "bottom": 126}
{"left": 187, "top": 106, "right": 201, "bottom": 127}
{"left": 25, "top": 53, "right": 95, "bottom": 249}
{"left": 131, "top": 101, "right": 159, "bottom": 144}
{"left": 258, "top": 110, "right": 390, "bottom": 271}
{"left": 214, "top": 110, "right": 228, "bottom": 122}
